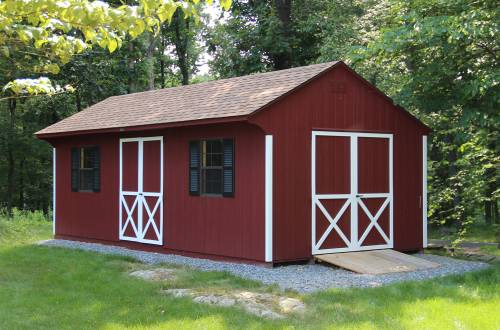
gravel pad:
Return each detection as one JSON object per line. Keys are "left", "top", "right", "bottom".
{"left": 39, "top": 239, "right": 490, "bottom": 293}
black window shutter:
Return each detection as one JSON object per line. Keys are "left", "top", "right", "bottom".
{"left": 71, "top": 148, "right": 80, "bottom": 192}
{"left": 222, "top": 139, "right": 234, "bottom": 197}
{"left": 92, "top": 147, "right": 100, "bottom": 192}
{"left": 189, "top": 141, "right": 200, "bottom": 196}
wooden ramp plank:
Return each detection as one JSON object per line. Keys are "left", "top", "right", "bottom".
{"left": 375, "top": 250, "right": 440, "bottom": 269}
{"left": 315, "top": 250, "right": 439, "bottom": 275}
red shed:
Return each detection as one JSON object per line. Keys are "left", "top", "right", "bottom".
{"left": 37, "top": 61, "right": 430, "bottom": 264}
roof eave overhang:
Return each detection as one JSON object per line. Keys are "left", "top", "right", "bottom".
{"left": 36, "top": 114, "right": 249, "bottom": 140}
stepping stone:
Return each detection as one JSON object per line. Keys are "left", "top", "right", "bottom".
{"left": 129, "top": 268, "right": 177, "bottom": 281}
{"left": 162, "top": 288, "right": 306, "bottom": 319}
{"left": 279, "top": 297, "right": 306, "bottom": 313}
{"left": 164, "top": 288, "right": 192, "bottom": 297}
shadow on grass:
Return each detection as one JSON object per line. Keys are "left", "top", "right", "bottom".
{"left": 302, "top": 262, "right": 499, "bottom": 329}
{"left": 0, "top": 244, "right": 278, "bottom": 329}
{"left": 0, "top": 243, "right": 498, "bottom": 329}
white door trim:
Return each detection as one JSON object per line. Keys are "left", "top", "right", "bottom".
{"left": 119, "top": 136, "right": 163, "bottom": 245}
{"left": 53, "top": 148, "right": 56, "bottom": 236}
{"left": 422, "top": 135, "right": 428, "bottom": 248}
{"left": 311, "top": 131, "right": 393, "bottom": 254}
{"left": 265, "top": 135, "right": 273, "bottom": 262}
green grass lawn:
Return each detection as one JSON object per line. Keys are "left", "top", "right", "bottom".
{"left": 429, "top": 223, "right": 500, "bottom": 243}
{"left": 0, "top": 218, "right": 499, "bottom": 329}
{"left": 480, "top": 245, "right": 500, "bottom": 257}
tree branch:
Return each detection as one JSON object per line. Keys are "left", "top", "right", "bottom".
{"left": 0, "top": 90, "right": 70, "bottom": 102}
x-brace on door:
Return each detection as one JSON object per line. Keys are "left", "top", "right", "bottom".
{"left": 119, "top": 137, "right": 163, "bottom": 245}
{"left": 312, "top": 131, "right": 393, "bottom": 254}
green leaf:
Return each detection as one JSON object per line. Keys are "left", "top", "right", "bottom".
{"left": 34, "top": 39, "right": 47, "bottom": 49}
{"left": 98, "top": 38, "right": 107, "bottom": 49}
{"left": 1, "top": 46, "right": 9, "bottom": 58}
{"left": 47, "top": 64, "right": 60, "bottom": 74}
{"left": 220, "top": 0, "right": 232, "bottom": 11}
{"left": 108, "top": 39, "right": 118, "bottom": 53}
{"left": 83, "top": 29, "right": 96, "bottom": 42}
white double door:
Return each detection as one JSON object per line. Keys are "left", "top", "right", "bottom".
{"left": 312, "top": 131, "right": 393, "bottom": 254}
{"left": 119, "top": 137, "right": 163, "bottom": 245}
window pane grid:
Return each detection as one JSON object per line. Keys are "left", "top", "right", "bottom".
{"left": 202, "top": 168, "right": 223, "bottom": 195}
{"left": 201, "top": 139, "right": 223, "bottom": 195}
{"left": 81, "top": 147, "right": 95, "bottom": 169}
{"left": 79, "top": 169, "right": 94, "bottom": 191}
{"left": 72, "top": 146, "right": 99, "bottom": 192}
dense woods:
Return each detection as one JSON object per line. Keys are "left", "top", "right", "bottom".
{"left": 0, "top": 0, "right": 498, "bottom": 237}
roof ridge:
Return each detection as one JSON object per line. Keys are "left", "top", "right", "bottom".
{"left": 106, "top": 61, "right": 338, "bottom": 99}
{"left": 36, "top": 61, "right": 340, "bottom": 137}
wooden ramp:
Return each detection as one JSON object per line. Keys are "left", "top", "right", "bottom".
{"left": 315, "top": 250, "right": 439, "bottom": 275}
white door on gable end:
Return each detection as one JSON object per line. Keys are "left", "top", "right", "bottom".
{"left": 311, "top": 131, "right": 393, "bottom": 254}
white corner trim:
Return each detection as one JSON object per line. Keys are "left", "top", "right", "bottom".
{"left": 311, "top": 132, "right": 316, "bottom": 255}
{"left": 52, "top": 148, "right": 56, "bottom": 236}
{"left": 265, "top": 135, "right": 273, "bottom": 262}
{"left": 422, "top": 135, "right": 428, "bottom": 248}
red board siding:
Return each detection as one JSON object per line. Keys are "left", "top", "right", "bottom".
{"left": 315, "top": 136, "right": 350, "bottom": 194}
{"left": 250, "top": 64, "right": 426, "bottom": 262}
{"left": 53, "top": 123, "right": 266, "bottom": 261}
{"left": 143, "top": 140, "right": 162, "bottom": 193}
{"left": 53, "top": 136, "right": 119, "bottom": 241}
{"left": 316, "top": 199, "right": 351, "bottom": 250}
{"left": 163, "top": 124, "right": 265, "bottom": 261}
{"left": 358, "top": 137, "right": 389, "bottom": 194}
{"left": 122, "top": 141, "right": 138, "bottom": 191}
{"left": 358, "top": 198, "right": 390, "bottom": 247}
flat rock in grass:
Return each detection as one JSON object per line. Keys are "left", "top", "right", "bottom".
{"left": 129, "top": 268, "right": 177, "bottom": 281}
{"left": 278, "top": 297, "right": 306, "bottom": 314}
{"left": 193, "top": 295, "right": 237, "bottom": 307}
{"left": 162, "top": 288, "right": 304, "bottom": 319}
{"left": 454, "top": 248, "right": 499, "bottom": 263}
{"left": 242, "top": 303, "right": 284, "bottom": 319}
{"left": 164, "top": 288, "right": 193, "bottom": 298}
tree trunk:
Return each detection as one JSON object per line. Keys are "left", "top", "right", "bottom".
{"left": 174, "top": 11, "right": 190, "bottom": 85}
{"left": 17, "top": 120, "right": 25, "bottom": 210}
{"left": 6, "top": 98, "right": 16, "bottom": 219}
{"left": 75, "top": 88, "right": 82, "bottom": 112}
{"left": 445, "top": 134, "right": 462, "bottom": 231}
{"left": 273, "top": 0, "right": 293, "bottom": 70}
{"left": 127, "top": 41, "right": 135, "bottom": 94}
{"left": 484, "top": 137, "right": 497, "bottom": 225}
{"left": 160, "top": 27, "right": 166, "bottom": 89}
{"left": 42, "top": 202, "right": 49, "bottom": 216}
{"left": 146, "top": 33, "right": 157, "bottom": 91}
{"left": 494, "top": 199, "right": 499, "bottom": 224}
{"left": 18, "top": 157, "right": 24, "bottom": 209}
{"left": 485, "top": 200, "right": 492, "bottom": 225}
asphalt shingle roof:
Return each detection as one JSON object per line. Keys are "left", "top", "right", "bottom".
{"left": 36, "top": 61, "right": 338, "bottom": 136}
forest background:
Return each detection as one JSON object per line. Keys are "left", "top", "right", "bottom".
{"left": 0, "top": 0, "right": 498, "bottom": 239}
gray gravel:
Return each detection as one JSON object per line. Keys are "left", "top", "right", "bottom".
{"left": 39, "top": 239, "right": 490, "bottom": 293}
